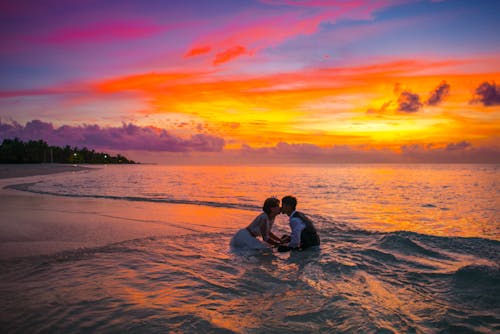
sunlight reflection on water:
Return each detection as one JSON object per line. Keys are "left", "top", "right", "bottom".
{"left": 25, "top": 163, "right": 499, "bottom": 239}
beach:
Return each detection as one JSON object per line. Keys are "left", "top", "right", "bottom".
{"left": 0, "top": 164, "right": 253, "bottom": 260}
{"left": 0, "top": 164, "right": 91, "bottom": 179}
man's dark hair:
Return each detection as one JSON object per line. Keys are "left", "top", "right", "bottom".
{"left": 263, "top": 197, "right": 280, "bottom": 214}
{"left": 281, "top": 195, "right": 297, "bottom": 210}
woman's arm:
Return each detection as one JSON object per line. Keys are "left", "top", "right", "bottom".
{"left": 268, "top": 231, "right": 283, "bottom": 243}
{"left": 260, "top": 217, "right": 282, "bottom": 246}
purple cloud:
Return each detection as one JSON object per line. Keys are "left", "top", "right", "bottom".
{"left": 397, "top": 91, "right": 422, "bottom": 113}
{"left": 236, "top": 141, "right": 499, "bottom": 163}
{"left": 427, "top": 81, "right": 450, "bottom": 106}
{"left": 472, "top": 81, "right": 500, "bottom": 106}
{"left": 238, "top": 142, "right": 399, "bottom": 163}
{"left": 400, "top": 141, "right": 499, "bottom": 163}
{"left": 445, "top": 141, "right": 471, "bottom": 151}
{"left": 0, "top": 120, "right": 225, "bottom": 152}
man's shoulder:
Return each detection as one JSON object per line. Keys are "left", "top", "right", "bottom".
{"left": 291, "top": 211, "right": 314, "bottom": 225}
{"left": 291, "top": 211, "right": 307, "bottom": 220}
{"left": 290, "top": 214, "right": 306, "bottom": 226}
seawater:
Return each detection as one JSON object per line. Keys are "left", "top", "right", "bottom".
{"left": 1, "top": 164, "right": 499, "bottom": 333}
{"left": 11, "top": 164, "right": 500, "bottom": 239}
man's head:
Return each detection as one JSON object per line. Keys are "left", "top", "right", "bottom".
{"left": 281, "top": 195, "right": 297, "bottom": 216}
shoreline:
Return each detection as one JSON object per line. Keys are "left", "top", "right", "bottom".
{"left": 0, "top": 163, "right": 95, "bottom": 179}
{"left": 0, "top": 165, "right": 251, "bottom": 260}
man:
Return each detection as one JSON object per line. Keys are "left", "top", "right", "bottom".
{"left": 278, "top": 195, "right": 320, "bottom": 252}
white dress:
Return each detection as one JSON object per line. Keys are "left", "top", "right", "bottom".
{"left": 230, "top": 212, "right": 273, "bottom": 250}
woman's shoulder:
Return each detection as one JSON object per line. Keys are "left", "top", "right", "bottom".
{"left": 255, "top": 211, "right": 267, "bottom": 219}
{"left": 254, "top": 212, "right": 269, "bottom": 223}
{"left": 250, "top": 211, "right": 264, "bottom": 222}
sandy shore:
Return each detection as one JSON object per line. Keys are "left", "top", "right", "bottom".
{"left": 0, "top": 165, "right": 251, "bottom": 260}
{"left": 0, "top": 163, "right": 92, "bottom": 179}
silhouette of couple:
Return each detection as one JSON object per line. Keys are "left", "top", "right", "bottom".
{"left": 230, "top": 196, "right": 320, "bottom": 252}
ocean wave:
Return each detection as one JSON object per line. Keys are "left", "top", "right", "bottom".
{"left": 378, "top": 234, "right": 452, "bottom": 259}
{"left": 453, "top": 264, "right": 500, "bottom": 287}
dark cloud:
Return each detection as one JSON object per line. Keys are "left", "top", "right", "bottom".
{"left": 472, "top": 81, "right": 500, "bottom": 106}
{"left": 427, "top": 81, "right": 450, "bottom": 106}
{"left": 0, "top": 120, "right": 225, "bottom": 152}
{"left": 397, "top": 91, "right": 422, "bottom": 113}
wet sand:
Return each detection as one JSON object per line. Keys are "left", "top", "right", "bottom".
{"left": 0, "top": 165, "right": 250, "bottom": 260}
{"left": 0, "top": 163, "right": 91, "bottom": 179}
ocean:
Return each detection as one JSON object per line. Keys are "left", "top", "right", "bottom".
{"left": 1, "top": 164, "right": 499, "bottom": 333}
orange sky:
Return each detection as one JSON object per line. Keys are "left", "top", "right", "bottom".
{"left": 94, "top": 58, "right": 500, "bottom": 151}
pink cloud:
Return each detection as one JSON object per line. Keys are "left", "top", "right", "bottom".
{"left": 213, "top": 46, "right": 249, "bottom": 65}
{"left": 39, "top": 21, "right": 165, "bottom": 44}
{"left": 0, "top": 120, "right": 225, "bottom": 152}
{"left": 258, "top": 0, "right": 389, "bottom": 8}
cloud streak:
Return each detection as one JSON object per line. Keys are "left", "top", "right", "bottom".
{"left": 0, "top": 120, "right": 225, "bottom": 152}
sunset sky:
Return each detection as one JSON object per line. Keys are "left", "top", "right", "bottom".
{"left": 1, "top": 0, "right": 499, "bottom": 163}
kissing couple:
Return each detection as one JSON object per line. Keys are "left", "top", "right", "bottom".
{"left": 230, "top": 195, "right": 320, "bottom": 252}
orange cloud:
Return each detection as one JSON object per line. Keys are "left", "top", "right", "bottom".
{"left": 95, "top": 71, "right": 209, "bottom": 93}
{"left": 184, "top": 45, "right": 212, "bottom": 57}
{"left": 86, "top": 57, "right": 500, "bottom": 150}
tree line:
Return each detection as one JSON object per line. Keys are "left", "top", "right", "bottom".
{"left": 0, "top": 138, "right": 136, "bottom": 164}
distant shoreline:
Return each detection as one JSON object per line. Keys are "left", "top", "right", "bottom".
{"left": 0, "top": 163, "right": 95, "bottom": 179}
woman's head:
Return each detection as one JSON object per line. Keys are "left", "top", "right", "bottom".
{"left": 262, "top": 197, "right": 280, "bottom": 215}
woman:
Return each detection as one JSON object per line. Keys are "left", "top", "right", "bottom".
{"left": 230, "top": 197, "right": 283, "bottom": 250}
